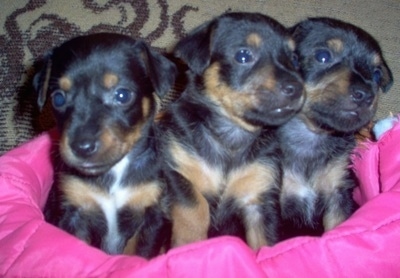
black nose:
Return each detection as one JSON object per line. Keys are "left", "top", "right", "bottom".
{"left": 71, "top": 139, "right": 98, "bottom": 158}
{"left": 351, "top": 89, "right": 374, "bottom": 105}
{"left": 280, "top": 81, "right": 303, "bottom": 98}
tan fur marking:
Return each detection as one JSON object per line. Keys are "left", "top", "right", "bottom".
{"left": 304, "top": 69, "right": 351, "bottom": 118}
{"left": 261, "top": 67, "right": 276, "bottom": 91}
{"left": 224, "top": 163, "right": 278, "bottom": 249}
{"left": 327, "top": 38, "right": 344, "bottom": 53}
{"left": 305, "top": 68, "right": 350, "bottom": 98}
{"left": 246, "top": 215, "right": 268, "bottom": 249}
{"left": 323, "top": 209, "right": 347, "bottom": 231}
{"left": 61, "top": 175, "right": 104, "bottom": 209}
{"left": 170, "top": 141, "right": 222, "bottom": 195}
{"left": 59, "top": 76, "right": 72, "bottom": 91}
{"left": 281, "top": 169, "right": 308, "bottom": 198}
{"left": 169, "top": 141, "right": 221, "bottom": 247}
{"left": 123, "top": 233, "right": 138, "bottom": 255}
{"left": 122, "top": 119, "right": 146, "bottom": 153}
{"left": 89, "top": 127, "right": 125, "bottom": 164}
{"left": 294, "top": 113, "right": 334, "bottom": 135}
{"left": 171, "top": 193, "right": 210, "bottom": 247}
{"left": 61, "top": 121, "right": 145, "bottom": 168}
{"left": 225, "top": 163, "right": 277, "bottom": 206}
{"left": 154, "top": 110, "right": 166, "bottom": 123}
{"left": 311, "top": 156, "right": 350, "bottom": 231}
{"left": 103, "top": 73, "right": 119, "bottom": 89}
{"left": 100, "top": 127, "right": 120, "bottom": 152}
{"left": 59, "top": 131, "right": 70, "bottom": 160}
{"left": 203, "top": 63, "right": 260, "bottom": 132}
{"left": 142, "top": 96, "right": 151, "bottom": 119}
{"left": 124, "top": 181, "right": 162, "bottom": 210}
{"left": 311, "top": 155, "right": 348, "bottom": 194}
{"left": 246, "top": 33, "right": 262, "bottom": 48}
{"left": 59, "top": 133, "right": 86, "bottom": 166}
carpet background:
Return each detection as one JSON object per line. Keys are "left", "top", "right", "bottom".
{"left": 1, "top": 0, "right": 399, "bottom": 154}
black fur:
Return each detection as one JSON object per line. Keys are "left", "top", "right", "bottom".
{"left": 34, "top": 33, "right": 176, "bottom": 257}
{"left": 158, "top": 12, "right": 304, "bottom": 249}
{"left": 278, "top": 17, "right": 393, "bottom": 239}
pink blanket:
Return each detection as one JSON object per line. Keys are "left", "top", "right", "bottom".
{"left": 1, "top": 122, "right": 400, "bottom": 277}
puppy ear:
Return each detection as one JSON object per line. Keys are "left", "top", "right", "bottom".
{"left": 290, "top": 21, "right": 311, "bottom": 43}
{"left": 174, "top": 19, "right": 217, "bottom": 75}
{"left": 140, "top": 42, "right": 177, "bottom": 98}
{"left": 33, "top": 55, "right": 52, "bottom": 111}
{"left": 379, "top": 61, "right": 393, "bottom": 93}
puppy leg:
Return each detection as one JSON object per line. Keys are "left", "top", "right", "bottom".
{"left": 312, "top": 157, "right": 358, "bottom": 231}
{"left": 123, "top": 206, "right": 171, "bottom": 258}
{"left": 58, "top": 204, "right": 105, "bottom": 249}
{"left": 323, "top": 185, "right": 358, "bottom": 231}
{"left": 224, "top": 162, "right": 280, "bottom": 249}
{"left": 166, "top": 169, "right": 210, "bottom": 247}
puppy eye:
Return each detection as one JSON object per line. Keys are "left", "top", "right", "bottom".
{"left": 114, "top": 87, "right": 134, "bottom": 105}
{"left": 372, "top": 68, "right": 382, "bottom": 84}
{"left": 51, "top": 90, "right": 66, "bottom": 108}
{"left": 315, "top": 50, "right": 332, "bottom": 63}
{"left": 235, "top": 49, "right": 254, "bottom": 64}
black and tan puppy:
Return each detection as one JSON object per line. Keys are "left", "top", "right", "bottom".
{"left": 278, "top": 18, "right": 393, "bottom": 239}
{"left": 158, "top": 12, "right": 304, "bottom": 249}
{"left": 34, "top": 33, "right": 176, "bottom": 257}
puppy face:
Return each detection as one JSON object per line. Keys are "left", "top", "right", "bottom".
{"left": 292, "top": 18, "right": 393, "bottom": 132}
{"left": 175, "top": 12, "right": 304, "bottom": 128}
{"left": 34, "top": 33, "right": 176, "bottom": 175}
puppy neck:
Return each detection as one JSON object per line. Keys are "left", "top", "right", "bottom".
{"left": 298, "top": 113, "right": 335, "bottom": 135}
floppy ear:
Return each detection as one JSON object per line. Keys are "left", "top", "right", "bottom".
{"left": 379, "top": 60, "right": 393, "bottom": 93}
{"left": 33, "top": 55, "right": 52, "bottom": 111}
{"left": 139, "top": 42, "right": 177, "bottom": 98}
{"left": 174, "top": 19, "right": 217, "bottom": 75}
{"left": 289, "top": 20, "right": 312, "bottom": 43}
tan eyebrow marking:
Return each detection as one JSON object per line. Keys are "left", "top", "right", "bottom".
{"left": 59, "top": 76, "right": 72, "bottom": 91}
{"left": 247, "top": 33, "right": 262, "bottom": 48}
{"left": 103, "top": 73, "right": 119, "bottom": 89}
{"left": 327, "top": 38, "right": 344, "bottom": 53}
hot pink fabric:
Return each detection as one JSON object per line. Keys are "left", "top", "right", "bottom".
{"left": 1, "top": 122, "right": 400, "bottom": 277}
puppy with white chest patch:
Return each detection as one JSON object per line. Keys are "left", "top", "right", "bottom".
{"left": 34, "top": 33, "right": 176, "bottom": 257}
{"left": 278, "top": 18, "right": 393, "bottom": 239}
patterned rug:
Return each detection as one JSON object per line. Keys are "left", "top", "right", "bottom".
{"left": 1, "top": 0, "right": 399, "bottom": 154}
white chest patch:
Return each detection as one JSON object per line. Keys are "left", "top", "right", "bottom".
{"left": 92, "top": 156, "right": 131, "bottom": 254}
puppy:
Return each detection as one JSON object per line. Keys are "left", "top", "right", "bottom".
{"left": 34, "top": 33, "right": 176, "bottom": 257}
{"left": 278, "top": 18, "right": 393, "bottom": 239}
{"left": 158, "top": 12, "right": 304, "bottom": 249}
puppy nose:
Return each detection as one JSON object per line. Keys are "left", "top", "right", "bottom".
{"left": 280, "top": 82, "right": 303, "bottom": 98}
{"left": 351, "top": 89, "right": 373, "bottom": 105}
{"left": 71, "top": 139, "right": 98, "bottom": 158}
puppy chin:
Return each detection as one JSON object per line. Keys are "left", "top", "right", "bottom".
{"left": 62, "top": 158, "right": 114, "bottom": 175}
{"left": 73, "top": 162, "right": 113, "bottom": 176}
{"left": 61, "top": 148, "right": 122, "bottom": 176}
{"left": 310, "top": 109, "right": 373, "bottom": 133}
{"left": 268, "top": 107, "right": 300, "bottom": 125}
{"left": 245, "top": 106, "right": 301, "bottom": 127}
